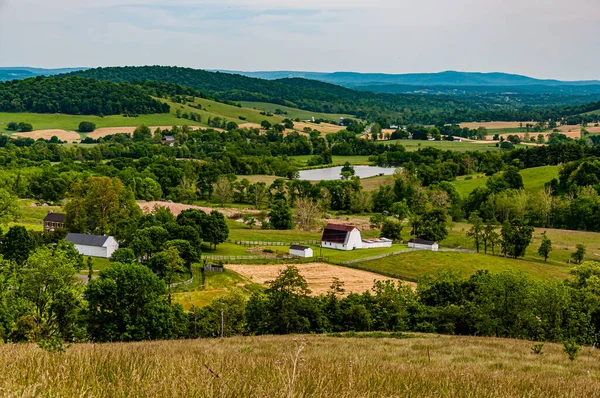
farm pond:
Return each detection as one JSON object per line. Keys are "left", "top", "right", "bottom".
{"left": 298, "top": 166, "right": 396, "bottom": 181}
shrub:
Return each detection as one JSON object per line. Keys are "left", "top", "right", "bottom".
{"left": 532, "top": 342, "right": 544, "bottom": 355}
{"left": 563, "top": 339, "right": 580, "bottom": 361}
{"left": 78, "top": 121, "right": 96, "bottom": 132}
{"left": 7, "top": 121, "right": 18, "bottom": 131}
{"left": 464, "top": 176, "right": 473, "bottom": 180}
{"left": 17, "top": 122, "right": 33, "bottom": 132}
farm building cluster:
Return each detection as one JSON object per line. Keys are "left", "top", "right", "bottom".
{"left": 320, "top": 224, "right": 392, "bottom": 251}
{"left": 43, "top": 211, "right": 119, "bottom": 259}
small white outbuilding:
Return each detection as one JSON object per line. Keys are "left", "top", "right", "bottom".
{"left": 408, "top": 237, "right": 439, "bottom": 251}
{"left": 66, "top": 233, "right": 119, "bottom": 258}
{"left": 289, "top": 245, "right": 313, "bottom": 258}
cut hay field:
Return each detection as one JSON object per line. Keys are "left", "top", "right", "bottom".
{"left": 227, "top": 262, "right": 403, "bottom": 296}
{"left": 2, "top": 334, "right": 599, "bottom": 397}
{"left": 452, "top": 165, "right": 559, "bottom": 198}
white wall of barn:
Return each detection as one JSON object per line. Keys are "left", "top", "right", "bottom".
{"left": 408, "top": 242, "right": 439, "bottom": 251}
{"left": 74, "top": 244, "right": 108, "bottom": 258}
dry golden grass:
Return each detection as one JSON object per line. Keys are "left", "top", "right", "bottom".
{"left": 12, "top": 129, "right": 81, "bottom": 141}
{"left": 360, "top": 175, "right": 394, "bottom": 191}
{"left": 293, "top": 121, "right": 345, "bottom": 133}
{"left": 227, "top": 263, "right": 404, "bottom": 295}
{"left": 2, "top": 334, "right": 600, "bottom": 397}
{"left": 459, "top": 121, "right": 529, "bottom": 129}
{"left": 237, "top": 122, "right": 261, "bottom": 129}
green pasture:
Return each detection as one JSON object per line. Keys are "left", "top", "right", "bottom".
{"left": 387, "top": 139, "right": 526, "bottom": 153}
{"left": 291, "top": 155, "right": 372, "bottom": 166}
{"left": 451, "top": 165, "right": 559, "bottom": 198}
{"left": 239, "top": 101, "right": 355, "bottom": 121}
{"left": 356, "top": 250, "right": 571, "bottom": 282}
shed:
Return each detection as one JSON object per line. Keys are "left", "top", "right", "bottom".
{"left": 66, "top": 233, "right": 119, "bottom": 258}
{"left": 289, "top": 245, "right": 313, "bottom": 258}
{"left": 408, "top": 237, "right": 439, "bottom": 251}
{"left": 321, "top": 224, "right": 362, "bottom": 251}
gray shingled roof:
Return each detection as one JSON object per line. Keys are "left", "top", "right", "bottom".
{"left": 66, "top": 233, "right": 112, "bottom": 247}
{"left": 44, "top": 213, "right": 66, "bottom": 223}
{"left": 408, "top": 237, "right": 437, "bottom": 245}
{"left": 290, "top": 245, "right": 310, "bottom": 251}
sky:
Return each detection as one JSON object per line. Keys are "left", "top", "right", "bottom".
{"left": 0, "top": 0, "right": 599, "bottom": 80}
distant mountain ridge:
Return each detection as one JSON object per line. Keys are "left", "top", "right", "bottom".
{"left": 0, "top": 67, "right": 87, "bottom": 81}
{"left": 214, "top": 70, "right": 600, "bottom": 88}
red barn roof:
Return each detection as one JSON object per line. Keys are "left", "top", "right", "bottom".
{"left": 321, "top": 224, "right": 358, "bottom": 244}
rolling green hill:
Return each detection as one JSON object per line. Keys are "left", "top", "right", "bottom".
{"left": 452, "top": 165, "right": 559, "bottom": 198}
{"left": 0, "top": 76, "right": 171, "bottom": 115}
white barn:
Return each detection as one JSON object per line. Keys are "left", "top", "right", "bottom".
{"left": 321, "top": 224, "right": 363, "bottom": 251}
{"left": 66, "top": 233, "right": 119, "bottom": 258}
{"left": 289, "top": 245, "right": 313, "bottom": 258}
{"left": 408, "top": 238, "right": 439, "bottom": 251}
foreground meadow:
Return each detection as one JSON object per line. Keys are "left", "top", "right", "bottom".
{"left": 2, "top": 334, "right": 600, "bottom": 397}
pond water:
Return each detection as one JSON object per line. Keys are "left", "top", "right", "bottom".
{"left": 298, "top": 166, "right": 396, "bottom": 181}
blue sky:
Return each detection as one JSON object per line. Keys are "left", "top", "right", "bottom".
{"left": 0, "top": 0, "right": 599, "bottom": 80}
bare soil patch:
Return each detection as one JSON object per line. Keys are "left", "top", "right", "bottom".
{"left": 227, "top": 263, "right": 410, "bottom": 295}
{"left": 13, "top": 129, "right": 81, "bottom": 141}
{"left": 137, "top": 201, "right": 260, "bottom": 218}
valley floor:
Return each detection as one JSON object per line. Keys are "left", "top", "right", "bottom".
{"left": 3, "top": 334, "right": 600, "bottom": 397}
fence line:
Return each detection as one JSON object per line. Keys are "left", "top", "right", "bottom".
{"left": 341, "top": 249, "right": 415, "bottom": 265}
{"left": 228, "top": 240, "right": 320, "bottom": 247}
{"left": 169, "top": 276, "right": 194, "bottom": 289}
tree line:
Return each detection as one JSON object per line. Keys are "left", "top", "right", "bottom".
{"left": 0, "top": 76, "right": 170, "bottom": 115}
{"left": 3, "top": 248, "right": 600, "bottom": 349}
{"left": 65, "top": 65, "right": 600, "bottom": 125}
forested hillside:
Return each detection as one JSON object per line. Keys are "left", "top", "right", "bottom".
{"left": 0, "top": 76, "right": 171, "bottom": 115}
{"left": 66, "top": 66, "right": 600, "bottom": 124}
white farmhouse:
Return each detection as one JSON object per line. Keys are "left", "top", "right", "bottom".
{"left": 408, "top": 237, "right": 439, "bottom": 251}
{"left": 289, "top": 245, "right": 313, "bottom": 258}
{"left": 66, "top": 233, "right": 119, "bottom": 258}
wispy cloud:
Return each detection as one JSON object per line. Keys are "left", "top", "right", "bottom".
{"left": 0, "top": 0, "right": 599, "bottom": 79}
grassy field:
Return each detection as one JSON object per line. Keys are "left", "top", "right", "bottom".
{"left": 291, "top": 155, "right": 372, "bottom": 166}
{"left": 0, "top": 98, "right": 354, "bottom": 137}
{"left": 0, "top": 97, "right": 284, "bottom": 136}
{"left": 452, "top": 165, "right": 559, "bottom": 198}
{"left": 357, "top": 250, "right": 572, "bottom": 282}
{"left": 2, "top": 334, "right": 600, "bottom": 397}
{"left": 174, "top": 267, "right": 262, "bottom": 310}
{"left": 239, "top": 101, "right": 355, "bottom": 121}
{"left": 387, "top": 139, "right": 524, "bottom": 152}
{"left": 0, "top": 110, "right": 196, "bottom": 135}
{"left": 361, "top": 175, "right": 395, "bottom": 191}
{"left": 444, "top": 222, "right": 600, "bottom": 269}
